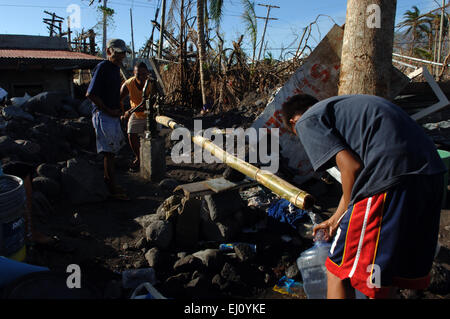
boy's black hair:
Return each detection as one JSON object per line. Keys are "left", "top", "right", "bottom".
{"left": 281, "top": 94, "right": 319, "bottom": 128}
{"left": 134, "top": 62, "right": 148, "bottom": 70}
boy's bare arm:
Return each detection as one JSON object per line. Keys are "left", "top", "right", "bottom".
{"left": 313, "top": 149, "right": 362, "bottom": 240}
{"left": 120, "top": 83, "right": 129, "bottom": 115}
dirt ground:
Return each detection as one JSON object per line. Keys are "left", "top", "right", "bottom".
{"left": 20, "top": 104, "right": 450, "bottom": 300}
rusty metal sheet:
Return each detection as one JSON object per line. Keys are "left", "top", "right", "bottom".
{"left": 174, "top": 177, "right": 258, "bottom": 198}
{"left": 174, "top": 181, "right": 214, "bottom": 199}
{"left": 202, "top": 177, "right": 236, "bottom": 193}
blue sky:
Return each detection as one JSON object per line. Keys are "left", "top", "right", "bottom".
{"left": 0, "top": 0, "right": 443, "bottom": 58}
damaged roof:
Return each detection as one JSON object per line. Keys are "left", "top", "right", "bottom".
{"left": 0, "top": 34, "right": 102, "bottom": 69}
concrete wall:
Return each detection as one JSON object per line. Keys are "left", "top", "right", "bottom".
{"left": 0, "top": 69, "right": 72, "bottom": 97}
{"left": 0, "top": 35, "right": 68, "bottom": 50}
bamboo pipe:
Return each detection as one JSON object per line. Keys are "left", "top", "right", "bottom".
{"left": 156, "top": 115, "right": 315, "bottom": 210}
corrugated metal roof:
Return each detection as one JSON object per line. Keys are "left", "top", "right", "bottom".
{"left": 0, "top": 49, "right": 103, "bottom": 61}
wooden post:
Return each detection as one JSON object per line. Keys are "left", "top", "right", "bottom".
{"left": 197, "top": 0, "right": 207, "bottom": 107}
{"left": 158, "top": 0, "right": 167, "bottom": 58}
{"left": 437, "top": 0, "right": 446, "bottom": 76}
{"left": 67, "top": 17, "right": 72, "bottom": 50}
{"left": 130, "top": 8, "right": 136, "bottom": 65}
{"left": 180, "top": 0, "right": 186, "bottom": 106}
{"left": 256, "top": 4, "right": 279, "bottom": 62}
{"left": 338, "top": 0, "right": 397, "bottom": 99}
{"left": 89, "top": 29, "right": 96, "bottom": 55}
{"left": 102, "top": 0, "right": 107, "bottom": 58}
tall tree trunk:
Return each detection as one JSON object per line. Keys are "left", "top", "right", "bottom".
{"left": 180, "top": 0, "right": 186, "bottom": 106}
{"left": 102, "top": 0, "right": 107, "bottom": 58}
{"left": 338, "top": 0, "right": 397, "bottom": 99}
{"left": 197, "top": 0, "right": 207, "bottom": 107}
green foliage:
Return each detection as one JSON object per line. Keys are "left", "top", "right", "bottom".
{"left": 209, "top": 0, "right": 224, "bottom": 25}
{"left": 241, "top": 0, "right": 257, "bottom": 61}
{"left": 413, "top": 47, "right": 432, "bottom": 60}
{"left": 98, "top": 5, "right": 115, "bottom": 16}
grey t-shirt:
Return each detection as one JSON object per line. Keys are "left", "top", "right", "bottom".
{"left": 296, "top": 94, "right": 446, "bottom": 204}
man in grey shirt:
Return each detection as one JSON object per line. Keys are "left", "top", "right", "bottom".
{"left": 282, "top": 94, "right": 446, "bottom": 299}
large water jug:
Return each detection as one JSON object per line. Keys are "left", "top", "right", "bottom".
{"left": 296, "top": 230, "right": 331, "bottom": 299}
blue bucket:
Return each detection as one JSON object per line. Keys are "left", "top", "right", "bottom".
{"left": 0, "top": 256, "right": 48, "bottom": 288}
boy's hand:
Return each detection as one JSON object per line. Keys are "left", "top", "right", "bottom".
{"left": 312, "top": 216, "right": 340, "bottom": 241}
{"left": 121, "top": 110, "right": 131, "bottom": 122}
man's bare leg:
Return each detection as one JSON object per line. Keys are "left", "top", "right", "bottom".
{"left": 327, "top": 270, "right": 355, "bottom": 299}
{"left": 103, "top": 152, "right": 117, "bottom": 194}
{"left": 128, "top": 133, "right": 140, "bottom": 167}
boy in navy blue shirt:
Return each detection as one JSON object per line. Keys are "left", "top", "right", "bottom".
{"left": 86, "top": 39, "right": 130, "bottom": 200}
{"left": 282, "top": 94, "right": 446, "bottom": 298}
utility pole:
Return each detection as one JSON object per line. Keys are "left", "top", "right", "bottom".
{"left": 67, "top": 17, "right": 72, "bottom": 49}
{"left": 102, "top": 0, "right": 107, "bottom": 58}
{"left": 437, "top": 0, "right": 446, "bottom": 76}
{"left": 256, "top": 3, "right": 279, "bottom": 62}
{"left": 130, "top": 7, "right": 136, "bottom": 65}
{"left": 338, "top": 0, "right": 397, "bottom": 99}
{"left": 158, "top": 0, "right": 167, "bottom": 59}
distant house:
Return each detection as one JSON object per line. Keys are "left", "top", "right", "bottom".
{"left": 0, "top": 34, "right": 103, "bottom": 98}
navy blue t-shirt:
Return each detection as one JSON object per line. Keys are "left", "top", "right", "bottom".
{"left": 296, "top": 94, "right": 446, "bottom": 204}
{"left": 87, "top": 60, "right": 122, "bottom": 110}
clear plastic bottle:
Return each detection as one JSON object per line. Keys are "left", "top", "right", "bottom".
{"left": 296, "top": 229, "right": 331, "bottom": 299}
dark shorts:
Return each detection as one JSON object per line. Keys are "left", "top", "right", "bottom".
{"left": 326, "top": 174, "right": 444, "bottom": 298}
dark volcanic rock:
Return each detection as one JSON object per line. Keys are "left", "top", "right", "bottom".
{"left": 144, "top": 247, "right": 160, "bottom": 269}
{"left": 145, "top": 220, "right": 173, "bottom": 250}
{"left": 203, "top": 191, "right": 243, "bottom": 222}
{"left": 32, "top": 176, "right": 61, "bottom": 199}
{"left": 173, "top": 255, "right": 203, "bottom": 273}
{"left": 60, "top": 158, "right": 109, "bottom": 204}
{"left": 428, "top": 262, "right": 450, "bottom": 294}
{"left": 234, "top": 243, "right": 256, "bottom": 262}
{"left": 36, "top": 163, "right": 61, "bottom": 181}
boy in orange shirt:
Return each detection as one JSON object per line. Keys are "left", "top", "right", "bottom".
{"left": 120, "top": 62, "right": 157, "bottom": 171}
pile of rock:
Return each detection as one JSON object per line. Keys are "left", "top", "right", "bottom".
{"left": 1, "top": 92, "right": 96, "bottom": 163}
{"left": 130, "top": 190, "right": 306, "bottom": 298}
{"left": 0, "top": 91, "right": 112, "bottom": 213}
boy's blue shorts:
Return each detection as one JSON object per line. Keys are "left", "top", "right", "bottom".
{"left": 326, "top": 173, "right": 444, "bottom": 298}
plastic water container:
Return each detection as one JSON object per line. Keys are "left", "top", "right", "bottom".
{"left": 296, "top": 231, "right": 331, "bottom": 299}
{"left": 0, "top": 174, "right": 27, "bottom": 262}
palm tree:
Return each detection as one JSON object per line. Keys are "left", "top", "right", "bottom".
{"left": 208, "top": 0, "right": 257, "bottom": 64}
{"left": 241, "top": 0, "right": 258, "bottom": 65}
{"left": 397, "top": 6, "right": 428, "bottom": 55}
